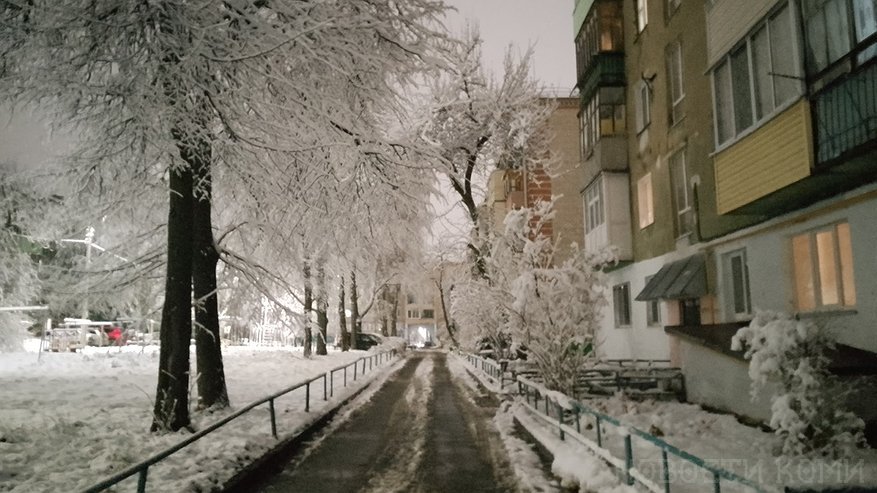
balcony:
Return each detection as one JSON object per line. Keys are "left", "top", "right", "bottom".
{"left": 812, "top": 61, "right": 877, "bottom": 167}
{"left": 578, "top": 53, "right": 625, "bottom": 102}
{"left": 582, "top": 135, "right": 627, "bottom": 185}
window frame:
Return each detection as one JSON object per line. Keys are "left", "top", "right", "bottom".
{"left": 711, "top": 1, "right": 803, "bottom": 149}
{"left": 613, "top": 282, "right": 632, "bottom": 327}
{"left": 645, "top": 275, "right": 662, "bottom": 326}
{"left": 791, "top": 222, "right": 857, "bottom": 312}
{"left": 636, "top": 0, "right": 649, "bottom": 33}
{"left": 635, "top": 80, "right": 651, "bottom": 133}
{"left": 722, "top": 249, "right": 752, "bottom": 320}
{"left": 669, "top": 149, "right": 693, "bottom": 237}
{"left": 584, "top": 177, "right": 605, "bottom": 233}
{"left": 666, "top": 40, "right": 685, "bottom": 124}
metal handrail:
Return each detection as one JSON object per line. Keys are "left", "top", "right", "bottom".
{"left": 82, "top": 348, "right": 398, "bottom": 493}
{"left": 516, "top": 376, "right": 770, "bottom": 493}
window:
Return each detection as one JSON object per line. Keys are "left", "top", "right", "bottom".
{"left": 636, "top": 0, "right": 649, "bottom": 33}
{"left": 635, "top": 80, "right": 651, "bottom": 133}
{"left": 723, "top": 249, "right": 752, "bottom": 318}
{"left": 645, "top": 276, "right": 662, "bottom": 326}
{"left": 407, "top": 294, "right": 416, "bottom": 304}
{"left": 792, "top": 222, "right": 856, "bottom": 311}
{"left": 407, "top": 309, "right": 420, "bottom": 318}
{"left": 712, "top": 2, "right": 801, "bottom": 146}
{"left": 581, "top": 87, "right": 626, "bottom": 157}
{"left": 421, "top": 309, "right": 434, "bottom": 319}
{"left": 584, "top": 178, "right": 605, "bottom": 233}
{"left": 666, "top": 41, "right": 685, "bottom": 124}
{"left": 637, "top": 173, "right": 654, "bottom": 228}
{"left": 613, "top": 283, "right": 632, "bottom": 327}
{"left": 669, "top": 150, "right": 692, "bottom": 236}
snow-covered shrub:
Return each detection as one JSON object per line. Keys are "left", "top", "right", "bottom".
{"left": 731, "top": 310, "right": 865, "bottom": 458}
{"left": 451, "top": 198, "right": 613, "bottom": 394}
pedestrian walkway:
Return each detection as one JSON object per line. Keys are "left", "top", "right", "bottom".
{"left": 251, "top": 351, "right": 514, "bottom": 492}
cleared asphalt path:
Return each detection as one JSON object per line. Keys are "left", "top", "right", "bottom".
{"left": 252, "top": 351, "right": 515, "bottom": 492}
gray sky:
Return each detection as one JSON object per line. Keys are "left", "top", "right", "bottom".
{"left": 442, "top": 0, "right": 576, "bottom": 92}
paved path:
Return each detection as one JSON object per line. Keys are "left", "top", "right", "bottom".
{"left": 252, "top": 351, "right": 515, "bottom": 492}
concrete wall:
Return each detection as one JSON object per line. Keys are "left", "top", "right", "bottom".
{"left": 597, "top": 253, "right": 676, "bottom": 360}
{"left": 677, "top": 336, "right": 775, "bottom": 422}
{"left": 709, "top": 188, "right": 877, "bottom": 353}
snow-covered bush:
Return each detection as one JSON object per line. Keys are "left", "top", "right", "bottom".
{"left": 451, "top": 199, "right": 613, "bottom": 394}
{"left": 731, "top": 310, "right": 865, "bottom": 458}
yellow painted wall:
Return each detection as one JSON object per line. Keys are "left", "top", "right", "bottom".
{"left": 714, "top": 101, "right": 814, "bottom": 214}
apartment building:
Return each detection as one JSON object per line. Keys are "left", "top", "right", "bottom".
{"left": 572, "top": 0, "right": 877, "bottom": 430}
{"left": 484, "top": 96, "right": 584, "bottom": 263}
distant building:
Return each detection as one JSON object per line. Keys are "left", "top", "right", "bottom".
{"left": 484, "top": 96, "right": 584, "bottom": 263}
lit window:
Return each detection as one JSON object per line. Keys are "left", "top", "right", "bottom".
{"left": 722, "top": 249, "right": 752, "bottom": 318}
{"left": 584, "top": 178, "right": 605, "bottom": 233}
{"left": 792, "top": 222, "right": 856, "bottom": 311}
{"left": 666, "top": 41, "right": 684, "bottom": 124}
{"left": 614, "top": 283, "right": 632, "bottom": 327}
{"left": 669, "top": 150, "right": 692, "bottom": 236}
{"left": 637, "top": 173, "right": 654, "bottom": 229}
{"left": 636, "top": 0, "right": 649, "bottom": 33}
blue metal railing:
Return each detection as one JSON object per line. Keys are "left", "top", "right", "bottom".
{"left": 82, "top": 348, "right": 399, "bottom": 493}
{"left": 463, "top": 352, "right": 508, "bottom": 388}
{"left": 516, "top": 376, "right": 770, "bottom": 493}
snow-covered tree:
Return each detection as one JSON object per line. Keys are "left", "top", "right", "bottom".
{"left": 452, "top": 200, "right": 612, "bottom": 394}
{"left": 732, "top": 310, "right": 865, "bottom": 458}
{"left": 1, "top": 0, "right": 447, "bottom": 431}
{"left": 413, "top": 26, "right": 554, "bottom": 277}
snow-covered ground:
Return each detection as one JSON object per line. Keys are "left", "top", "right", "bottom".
{"left": 0, "top": 339, "right": 403, "bottom": 492}
{"left": 455, "top": 353, "right": 877, "bottom": 493}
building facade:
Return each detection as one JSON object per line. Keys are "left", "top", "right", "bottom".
{"left": 571, "top": 0, "right": 877, "bottom": 430}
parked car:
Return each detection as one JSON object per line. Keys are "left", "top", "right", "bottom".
{"left": 353, "top": 332, "right": 383, "bottom": 350}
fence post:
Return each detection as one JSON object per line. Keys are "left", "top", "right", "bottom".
{"left": 575, "top": 410, "right": 581, "bottom": 434}
{"left": 662, "top": 449, "right": 670, "bottom": 493}
{"left": 596, "top": 416, "right": 603, "bottom": 447}
{"left": 323, "top": 373, "right": 328, "bottom": 401}
{"left": 354, "top": 360, "right": 358, "bottom": 381}
{"left": 305, "top": 381, "right": 310, "bottom": 412}
{"left": 713, "top": 472, "right": 721, "bottom": 493}
{"left": 137, "top": 468, "right": 148, "bottom": 493}
{"left": 330, "top": 370, "right": 334, "bottom": 398}
{"left": 624, "top": 433, "right": 633, "bottom": 485}
{"left": 269, "top": 398, "right": 277, "bottom": 438}
{"left": 556, "top": 402, "right": 565, "bottom": 440}
{"left": 344, "top": 366, "right": 348, "bottom": 386}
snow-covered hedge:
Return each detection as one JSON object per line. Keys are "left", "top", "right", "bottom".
{"left": 732, "top": 310, "right": 865, "bottom": 458}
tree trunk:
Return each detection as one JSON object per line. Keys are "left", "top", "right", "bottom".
{"left": 390, "top": 285, "right": 399, "bottom": 337}
{"left": 315, "top": 262, "right": 328, "bottom": 355}
{"left": 192, "top": 152, "right": 229, "bottom": 411}
{"left": 303, "top": 258, "right": 313, "bottom": 357}
{"left": 151, "top": 160, "right": 194, "bottom": 433}
{"left": 338, "top": 277, "right": 349, "bottom": 351}
{"left": 436, "top": 276, "right": 459, "bottom": 347}
{"left": 349, "top": 270, "right": 360, "bottom": 349}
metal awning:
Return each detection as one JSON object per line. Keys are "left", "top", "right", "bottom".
{"left": 635, "top": 254, "right": 707, "bottom": 301}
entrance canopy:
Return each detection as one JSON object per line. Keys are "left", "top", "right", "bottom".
{"left": 635, "top": 254, "right": 707, "bottom": 301}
